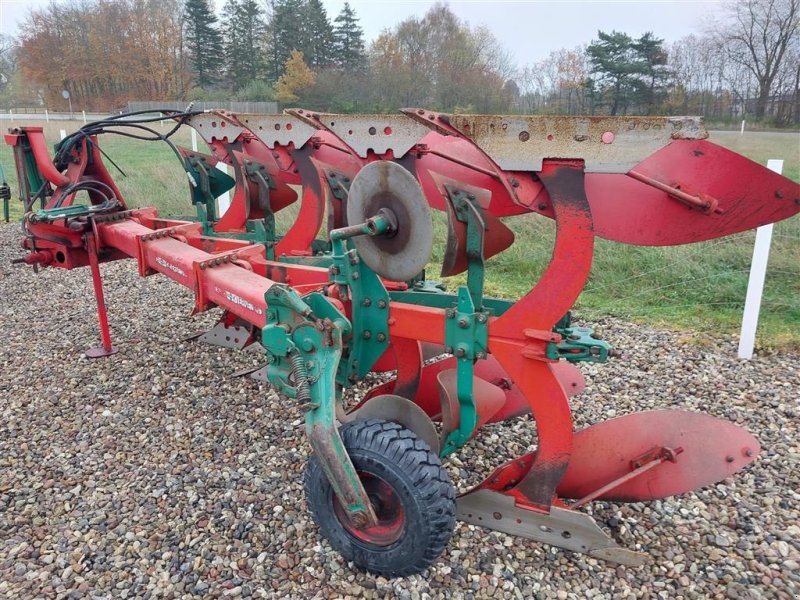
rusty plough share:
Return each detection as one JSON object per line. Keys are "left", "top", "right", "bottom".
{"left": 6, "top": 108, "right": 799, "bottom": 576}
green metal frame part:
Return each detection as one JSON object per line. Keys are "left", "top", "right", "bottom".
{"left": 261, "top": 284, "right": 375, "bottom": 524}
{"left": 440, "top": 188, "right": 490, "bottom": 456}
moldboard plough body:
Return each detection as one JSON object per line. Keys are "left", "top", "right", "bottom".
{"left": 6, "top": 108, "right": 799, "bottom": 576}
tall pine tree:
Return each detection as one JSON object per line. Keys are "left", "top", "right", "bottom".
{"left": 333, "top": 2, "right": 365, "bottom": 70}
{"left": 184, "top": 0, "right": 224, "bottom": 89}
{"left": 270, "top": 0, "right": 305, "bottom": 81}
{"left": 222, "top": 0, "right": 267, "bottom": 89}
{"left": 301, "top": 0, "right": 335, "bottom": 69}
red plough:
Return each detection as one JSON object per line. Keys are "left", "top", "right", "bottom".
{"left": 6, "top": 108, "right": 799, "bottom": 576}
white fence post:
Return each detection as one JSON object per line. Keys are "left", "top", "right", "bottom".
{"left": 737, "top": 159, "right": 784, "bottom": 359}
{"left": 45, "top": 109, "right": 49, "bottom": 123}
{"left": 740, "top": 119, "right": 745, "bottom": 135}
{"left": 82, "top": 110, "right": 87, "bottom": 125}
{"left": 59, "top": 129, "right": 67, "bottom": 141}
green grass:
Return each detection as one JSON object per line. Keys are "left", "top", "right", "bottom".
{"left": 2, "top": 121, "right": 798, "bottom": 348}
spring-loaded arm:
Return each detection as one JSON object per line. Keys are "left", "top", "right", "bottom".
{"left": 261, "top": 285, "right": 378, "bottom": 528}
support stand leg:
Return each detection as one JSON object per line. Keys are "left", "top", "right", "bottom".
{"left": 85, "top": 234, "right": 118, "bottom": 358}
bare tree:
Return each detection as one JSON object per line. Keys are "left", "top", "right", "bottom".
{"left": 714, "top": 0, "right": 799, "bottom": 119}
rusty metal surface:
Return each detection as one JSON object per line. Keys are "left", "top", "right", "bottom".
{"left": 233, "top": 113, "right": 319, "bottom": 148}
{"left": 346, "top": 161, "right": 433, "bottom": 281}
{"left": 186, "top": 112, "right": 247, "bottom": 144}
{"left": 307, "top": 113, "right": 432, "bottom": 158}
{"left": 457, "top": 489, "right": 647, "bottom": 566}
{"left": 343, "top": 394, "right": 440, "bottom": 454}
{"left": 197, "top": 319, "right": 254, "bottom": 350}
{"left": 446, "top": 115, "right": 708, "bottom": 173}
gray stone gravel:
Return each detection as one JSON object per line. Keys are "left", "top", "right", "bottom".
{"left": 0, "top": 221, "right": 798, "bottom": 599}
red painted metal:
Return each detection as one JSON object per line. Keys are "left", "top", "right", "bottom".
{"left": 569, "top": 446, "right": 683, "bottom": 509}
{"left": 7, "top": 108, "right": 799, "bottom": 563}
{"left": 556, "top": 410, "right": 760, "bottom": 502}
{"left": 84, "top": 233, "right": 118, "bottom": 358}
{"left": 333, "top": 472, "right": 406, "bottom": 546}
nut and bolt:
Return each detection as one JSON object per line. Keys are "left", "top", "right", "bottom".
{"left": 350, "top": 512, "right": 368, "bottom": 528}
{"left": 362, "top": 298, "right": 372, "bottom": 307}
{"left": 477, "top": 313, "right": 488, "bottom": 323}
{"left": 351, "top": 272, "right": 360, "bottom": 280}
{"left": 362, "top": 330, "right": 372, "bottom": 339}
{"left": 377, "top": 299, "right": 387, "bottom": 309}
{"left": 445, "top": 308, "right": 456, "bottom": 319}
{"left": 376, "top": 333, "right": 386, "bottom": 342}
{"left": 456, "top": 347, "right": 467, "bottom": 357}
{"left": 458, "top": 318, "right": 468, "bottom": 328}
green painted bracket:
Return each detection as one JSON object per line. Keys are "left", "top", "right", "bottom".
{"left": 549, "top": 312, "right": 612, "bottom": 362}
{"left": 31, "top": 203, "right": 92, "bottom": 222}
{"left": 390, "top": 289, "right": 512, "bottom": 316}
{"left": 261, "top": 284, "right": 373, "bottom": 523}
{"left": 439, "top": 187, "right": 492, "bottom": 456}
{"left": 441, "top": 287, "right": 490, "bottom": 456}
{"left": 245, "top": 161, "right": 277, "bottom": 259}
{"left": 16, "top": 137, "right": 47, "bottom": 211}
{"left": 329, "top": 235, "right": 391, "bottom": 385}
{"left": 446, "top": 187, "right": 486, "bottom": 308}
{"left": 325, "top": 171, "right": 351, "bottom": 204}
{"left": 184, "top": 155, "right": 235, "bottom": 224}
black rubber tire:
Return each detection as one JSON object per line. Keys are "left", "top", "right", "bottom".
{"left": 304, "top": 418, "right": 456, "bottom": 577}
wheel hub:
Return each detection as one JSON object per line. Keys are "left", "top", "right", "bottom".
{"left": 333, "top": 471, "right": 406, "bottom": 546}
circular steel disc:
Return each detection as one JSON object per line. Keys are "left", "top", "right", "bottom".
{"left": 346, "top": 161, "right": 433, "bottom": 282}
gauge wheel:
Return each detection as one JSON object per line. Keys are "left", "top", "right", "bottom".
{"left": 304, "top": 418, "right": 456, "bottom": 576}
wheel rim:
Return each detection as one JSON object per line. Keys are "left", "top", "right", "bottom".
{"left": 332, "top": 471, "right": 406, "bottom": 546}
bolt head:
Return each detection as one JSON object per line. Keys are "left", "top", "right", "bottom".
{"left": 350, "top": 512, "right": 368, "bottom": 528}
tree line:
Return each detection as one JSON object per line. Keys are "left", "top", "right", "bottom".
{"left": 0, "top": 0, "right": 797, "bottom": 126}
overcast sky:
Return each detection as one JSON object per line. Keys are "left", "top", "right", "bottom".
{"left": 0, "top": 0, "right": 724, "bottom": 64}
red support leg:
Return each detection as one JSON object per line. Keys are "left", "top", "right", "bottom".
{"left": 84, "top": 233, "right": 118, "bottom": 358}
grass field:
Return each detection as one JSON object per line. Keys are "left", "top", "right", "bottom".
{"left": 2, "top": 120, "right": 798, "bottom": 349}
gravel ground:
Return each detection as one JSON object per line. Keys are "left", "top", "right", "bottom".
{"left": 0, "top": 221, "right": 798, "bottom": 600}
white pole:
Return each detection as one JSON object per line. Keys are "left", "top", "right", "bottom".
{"left": 737, "top": 159, "right": 784, "bottom": 359}
{"left": 217, "top": 164, "right": 231, "bottom": 216}
{"left": 740, "top": 119, "right": 745, "bottom": 135}
{"left": 8, "top": 109, "right": 12, "bottom": 122}
{"left": 59, "top": 129, "right": 67, "bottom": 141}
{"left": 45, "top": 109, "right": 49, "bottom": 123}
{"left": 82, "top": 110, "right": 87, "bottom": 125}
{"left": 191, "top": 128, "right": 198, "bottom": 152}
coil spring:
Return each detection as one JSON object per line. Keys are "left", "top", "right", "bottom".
{"left": 290, "top": 352, "right": 311, "bottom": 403}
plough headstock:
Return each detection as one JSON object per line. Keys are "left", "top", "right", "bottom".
{"left": 5, "top": 107, "right": 799, "bottom": 576}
